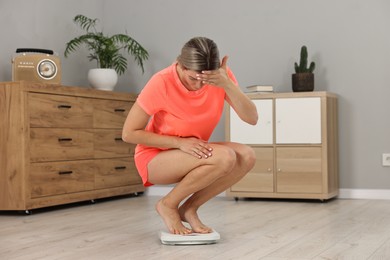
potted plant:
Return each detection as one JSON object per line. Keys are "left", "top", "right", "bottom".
{"left": 292, "top": 45, "right": 315, "bottom": 92}
{"left": 64, "top": 14, "right": 149, "bottom": 91}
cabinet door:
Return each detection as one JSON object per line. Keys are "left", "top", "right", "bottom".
{"left": 230, "top": 147, "right": 274, "bottom": 192}
{"left": 229, "top": 99, "right": 273, "bottom": 144}
{"left": 276, "top": 97, "right": 321, "bottom": 144}
{"left": 276, "top": 147, "right": 322, "bottom": 193}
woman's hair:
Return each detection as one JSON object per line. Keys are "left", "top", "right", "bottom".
{"left": 177, "top": 37, "right": 220, "bottom": 72}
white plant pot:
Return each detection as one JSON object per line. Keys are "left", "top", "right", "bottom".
{"left": 87, "top": 68, "right": 118, "bottom": 91}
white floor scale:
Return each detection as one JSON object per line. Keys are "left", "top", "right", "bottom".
{"left": 159, "top": 230, "right": 220, "bottom": 245}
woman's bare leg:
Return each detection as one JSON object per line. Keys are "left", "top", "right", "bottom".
{"left": 178, "top": 142, "right": 256, "bottom": 233}
{"left": 147, "top": 144, "right": 237, "bottom": 234}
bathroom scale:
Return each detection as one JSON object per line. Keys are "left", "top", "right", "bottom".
{"left": 159, "top": 230, "right": 220, "bottom": 245}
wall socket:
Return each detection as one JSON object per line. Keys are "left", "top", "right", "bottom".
{"left": 383, "top": 153, "right": 390, "bottom": 166}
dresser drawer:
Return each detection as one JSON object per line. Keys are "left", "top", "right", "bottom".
{"left": 95, "top": 158, "right": 141, "bottom": 189}
{"left": 93, "top": 99, "right": 132, "bottom": 128}
{"left": 28, "top": 93, "right": 93, "bottom": 128}
{"left": 30, "top": 161, "right": 95, "bottom": 198}
{"left": 94, "top": 129, "right": 135, "bottom": 158}
{"left": 30, "top": 128, "right": 94, "bottom": 162}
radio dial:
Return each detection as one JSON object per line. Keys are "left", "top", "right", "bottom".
{"left": 37, "top": 59, "right": 57, "bottom": 80}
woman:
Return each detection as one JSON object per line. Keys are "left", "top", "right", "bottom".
{"left": 122, "top": 37, "right": 258, "bottom": 235}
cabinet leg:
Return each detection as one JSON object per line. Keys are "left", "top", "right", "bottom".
{"left": 234, "top": 197, "right": 239, "bottom": 202}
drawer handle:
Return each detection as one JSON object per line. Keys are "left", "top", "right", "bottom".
{"left": 58, "top": 171, "right": 73, "bottom": 175}
{"left": 114, "top": 108, "right": 126, "bottom": 112}
{"left": 114, "top": 137, "right": 123, "bottom": 141}
{"left": 57, "top": 105, "right": 72, "bottom": 109}
{"left": 115, "top": 166, "right": 127, "bottom": 170}
{"left": 58, "top": 137, "right": 73, "bottom": 142}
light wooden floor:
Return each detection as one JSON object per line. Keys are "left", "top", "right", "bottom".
{"left": 1, "top": 195, "right": 390, "bottom": 260}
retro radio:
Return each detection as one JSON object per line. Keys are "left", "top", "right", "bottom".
{"left": 12, "top": 48, "right": 61, "bottom": 84}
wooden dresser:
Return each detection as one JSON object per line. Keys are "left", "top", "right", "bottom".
{"left": 226, "top": 91, "right": 338, "bottom": 200}
{"left": 0, "top": 81, "right": 144, "bottom": 212}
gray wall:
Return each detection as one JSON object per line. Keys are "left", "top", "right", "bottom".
{"left": 1, "top": 0, "right": 389, "bottom": 190}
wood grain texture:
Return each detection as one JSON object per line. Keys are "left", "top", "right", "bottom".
{"left": 0, "top": 83, "right": 26, "bottom": 209}
{"left": 230, "top": 147, "right": 274, "bottom": 193}
{"left": 0, "top": 82, "right": 144, "bottom": 211}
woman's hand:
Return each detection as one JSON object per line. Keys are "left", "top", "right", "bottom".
{"left": 177, "top": 137, "right": 213, "bottom": 159}
{"left": 196, "top": 56, "right": 233, "bottom": 89}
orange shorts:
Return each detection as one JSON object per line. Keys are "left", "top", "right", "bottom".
{"left": 134, "top": 147, "right": 162, "bottom": 187}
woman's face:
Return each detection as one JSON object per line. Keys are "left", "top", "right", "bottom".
{"left": 181, "top": 68, "right": 206, "bottom": 91}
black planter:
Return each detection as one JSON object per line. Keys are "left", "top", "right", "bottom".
{"left": 292, "top": 73, "right": 314, "bottom": 92}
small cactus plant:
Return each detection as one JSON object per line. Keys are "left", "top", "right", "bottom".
{"left": 294, "top": 46, "right": 315, "bottom": 73}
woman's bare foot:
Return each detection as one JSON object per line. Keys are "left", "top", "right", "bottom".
{"left": 179, "top": 205, "right": 212, "bottom": 234}
{"left": 156, "top": 199, "right": 192, "bottom": 235}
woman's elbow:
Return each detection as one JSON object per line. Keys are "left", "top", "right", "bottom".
{"left": 247, "top": 115, "right": 258, "bottom": 125}
{"left": 246, "top": 110, "right": 258, "bottom": 125}
{"left": 239, "top": 111, "right": 258, "bottom": 126}
{"left": 122, "top": 130, "right": 132, "bottom": 143}
{"left": 247, "top": 104, "right": 259, "bottom": 125}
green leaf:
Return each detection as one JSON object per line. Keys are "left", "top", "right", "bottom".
{"left": 64, "top": 15, "right": 149, "bottom": 75}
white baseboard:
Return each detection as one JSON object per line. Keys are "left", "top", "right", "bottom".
{"left": 146, "top": 187, "right": 390, "bottom": 200}
{"left": 145, "top": 186, "right": 173, "bottom": 196}
{"left": 338, "top": 189, "right": 390, "bottom": 200}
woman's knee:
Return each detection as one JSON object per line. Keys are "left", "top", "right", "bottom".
{"left": 241, "top": 145, "right": 256, "bottom": 171}
{"left": 210, "top": 145, "right": 237, "bottom": 174}
{"left": 235, "top": 144, "right": 256, "bottom": 172}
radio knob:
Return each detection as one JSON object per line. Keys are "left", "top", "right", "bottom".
{"left": 38, "top": 59, "right": 57, "bottom": 79}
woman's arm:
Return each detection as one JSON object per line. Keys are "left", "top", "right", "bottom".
{"left": 197, "top": 56, "right": 258, "bottom": 125}
{"left": 122, "top": 102, "right": 213, "bottom": 159}
{"left": 122, "top": 102, "right": 179, "bottom": 148}
{"left": 224, "top": 80, "right": 258, "bottom": 125}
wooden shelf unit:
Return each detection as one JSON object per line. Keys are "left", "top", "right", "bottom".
{"left": 226, "top": 91, "right": 338, "bottom": 200}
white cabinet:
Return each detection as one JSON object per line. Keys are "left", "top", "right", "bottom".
{"left": 230, "top": 99, "right": 273, "bottom": 144}
{"left": 230, "top": 97, "right": 321, "bottom": 145}
{"left": 226, "top": 92, "right": 339, "bottom": 200}
{"left": 276, "top": 97, "right": 321, "bottom": 144}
